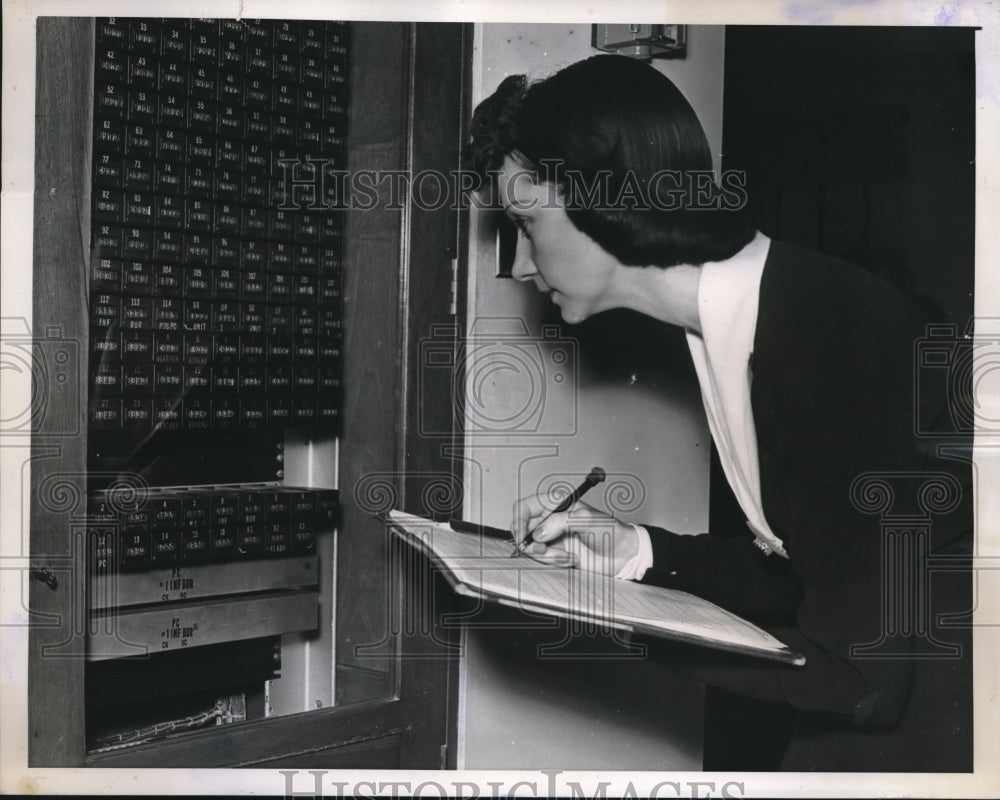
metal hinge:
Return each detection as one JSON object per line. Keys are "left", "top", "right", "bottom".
{"left": 448, "top": 258, "right": 459, "bottom": 316}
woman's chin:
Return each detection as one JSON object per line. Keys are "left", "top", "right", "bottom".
{"left": 557, "top": 305, "right": 587, "bottom": 325}
{"left": 548, "top": 292, "right": 587, "bottom": 325}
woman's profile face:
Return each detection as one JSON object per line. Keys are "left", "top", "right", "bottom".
{"left": 499, "top": 156, "right": 621, "bottom": 325}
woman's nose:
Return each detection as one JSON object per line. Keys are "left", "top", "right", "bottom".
{"left": 509, "top": 235, "right": 536, "bottom": 282}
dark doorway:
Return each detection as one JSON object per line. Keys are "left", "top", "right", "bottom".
{"left": 722, "top": 25, "right": 975, "bottom": 325}
{"left": 703, "top": 25, "right": 977, "bottom": 771}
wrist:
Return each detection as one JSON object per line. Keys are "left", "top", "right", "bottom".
{"left": 613, "top": 519, "right": 639, "bottom": 572}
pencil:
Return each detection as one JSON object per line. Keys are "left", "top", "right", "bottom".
{"left": 512, "top": 466, "right": 607, "bottom": 557}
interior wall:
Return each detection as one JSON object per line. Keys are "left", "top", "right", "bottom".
{"left": 459, "top": 23, "right": 726, "bottom": 771}
{"left": 464, "top": 21, "right": 722, "bottom": 593}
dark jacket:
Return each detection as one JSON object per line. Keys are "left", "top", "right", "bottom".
{"left": 639, "top": 240, "right": 972, "bottom": 771}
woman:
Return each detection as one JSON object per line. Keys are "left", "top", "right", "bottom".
{"left": 467, "top": 54, "right": 972, "bottom": 771}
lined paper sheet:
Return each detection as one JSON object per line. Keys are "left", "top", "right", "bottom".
{"left": 388, "top": 511, "right": 804, "bottom": 664}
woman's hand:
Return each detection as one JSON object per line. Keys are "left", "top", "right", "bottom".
{"left": 510, "top": 495, "right": 639, "bottom": 574}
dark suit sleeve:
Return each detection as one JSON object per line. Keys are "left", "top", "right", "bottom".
{"left": 632, "top": 247, "right": 957, "bottom": 727}
{"left": 640, "top": 526, "right": 802, "bottom": 626}
{"left": 638, "top": 476, "right": 912, "bottom": 727}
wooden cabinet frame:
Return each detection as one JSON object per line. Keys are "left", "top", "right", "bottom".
{"left": 28, "top": 18, "right": 470, "bottom": 769}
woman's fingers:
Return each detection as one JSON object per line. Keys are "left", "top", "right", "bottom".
{"left": 510, "top": 496, "right": 626, "bottom": 568}
{"left": 528, "top": 511, "right": 568, "bottom": 543}
{"left": 510, "top": 494, "right": 548, "bottom": 544}
{"left": 511, "top": 495, "right": 574, "bottom": 545}
{"left": 521, "top": 536, "right": 612, "bottom": 573}
{"left": 521, "top": 541, "right": 577, "bottom": 568}
{"left": 509, "top": 496, "right": 635, "bottom": 575}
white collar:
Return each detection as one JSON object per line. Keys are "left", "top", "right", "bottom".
{"left": 686, "top": 233, "right": 788, "bottom": 558}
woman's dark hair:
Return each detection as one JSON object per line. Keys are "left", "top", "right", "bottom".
{"left": 467, "top": 55, "right": 755, "bottom": 267}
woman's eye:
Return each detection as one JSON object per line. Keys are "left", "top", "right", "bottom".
{"left": 513, "top": 217, "right": 530, "bottom": 238}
